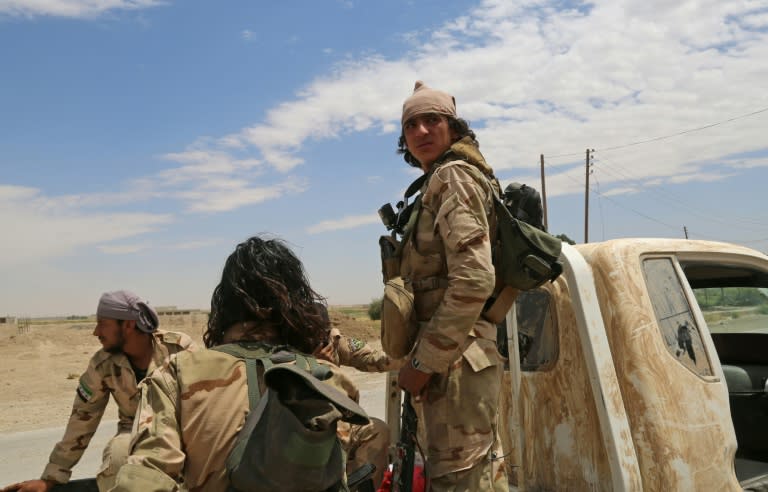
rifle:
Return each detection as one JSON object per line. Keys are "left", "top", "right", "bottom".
{"left": 392, "top": 391, "right": 417, "bottom": 492}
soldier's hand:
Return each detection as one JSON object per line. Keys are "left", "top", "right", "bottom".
{"left": 313, "top": 340, "right": 336, "bottom": 363}
{"left": 313, "top": 330, "right": 341, "bottom": 365}
{"left": 1, "top": 480, "right": 56, "bottom": 492}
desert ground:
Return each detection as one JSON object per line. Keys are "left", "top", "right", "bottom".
{"left": 0, "top": 307, "right": 383, "bottom": 434}
{"left": 0, "top": 308, "right": 390, "bottom": 484}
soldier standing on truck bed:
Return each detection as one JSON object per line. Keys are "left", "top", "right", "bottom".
{"left": 1, "top": 290, "right": 196, "bottom": 492}
{"left": 394, "top": 81, "right": 508, "bottom": 491}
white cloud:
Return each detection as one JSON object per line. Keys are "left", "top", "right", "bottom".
{"left": 49, "top": 0, "right": 761, "bottom": 232}
{"left": 740, "top": 11, "right": 768, "bottom": 30}
{"left": 307, "top": 213, "right": 380, "bottom": 234}
{"left": 159, "top": 149, "right": 263, "bottom": 183}
{"left": 178, "top": 177, "right": 308, "bottom": 213}
{"left": 0, "top": 0, "right": 165, "bottom": 18}
{"left": 602, "top": 186, "right": 639, "bottom": 197}
{"left": 134, "top": 146, "right": 307, "bottom": 212}
{"left": 170, "top": 0, "right": 766, "bottom": 210}
{"left": 666, "top": 172, "right": 737, "bottom": 185}
{"left": 98, "top": 238, "right": 222, "bottom": 254}
{"left": 99, "top": 243, "right": 150, "bottom": 254}
{"left": 0, "top": 185, "right": 172, "bottom": 267}
{"left": 241, "top": 29, "right": 254, "bottom": 41}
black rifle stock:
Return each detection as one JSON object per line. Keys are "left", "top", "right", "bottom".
{"left": 393, "top": 391, "right": 417, "bottom": 492}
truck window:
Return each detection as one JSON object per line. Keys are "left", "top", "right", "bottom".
{"left": 643, "top": 258, "right": 714, "bottom": 377}
{"left": 516, "top": 289, "right": 557, "bottom": 371}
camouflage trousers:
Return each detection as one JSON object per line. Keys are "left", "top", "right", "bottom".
{"left": 428, "top": 444, "right": 507, "bottom": 492}
{"left": 338, "top": 417, "right": 390, "bottom": 489}
{"left": 415, "top": 339, "right": 508, "bottom": 491}
{"left": 96, "top": 430, "right": 131, "bottom": 491}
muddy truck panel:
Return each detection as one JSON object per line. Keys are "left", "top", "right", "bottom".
{"left": 500, "top": 238, "right": 768, "bottom": 491}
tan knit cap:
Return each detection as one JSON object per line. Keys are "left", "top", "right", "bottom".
{"left": 401, "top": 80, "right": 456, "bottom": 125}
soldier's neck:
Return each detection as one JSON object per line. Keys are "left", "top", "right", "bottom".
{"left": 123, "top": 333, "right": 154, "bottom": 370}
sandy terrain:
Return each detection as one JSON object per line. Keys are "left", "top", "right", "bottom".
{"left": 0, "top": 309, "right": 383, "bottom": 433}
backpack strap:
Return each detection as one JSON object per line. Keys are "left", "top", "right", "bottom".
{"left": 212, "top": 342, "right": 331, "bottom": 409}
{"left": 211, "top": 342, "right": 274, "bottom": 410}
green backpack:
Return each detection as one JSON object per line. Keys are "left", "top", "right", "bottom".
{"left": 491, "top": 185, "right": 562, "bottom": 291}
{"left": 212, "top": 342, "right": 369, "bottom": 492}
{"left": 378, "top": 165, "right": 563, "bottom": 327}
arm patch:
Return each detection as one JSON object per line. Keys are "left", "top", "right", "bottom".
{"left": 76, "top": 381, "right": 93, "bottom": 403}
{"left": 347, "top": 337, "right": 366, "bottom": 353}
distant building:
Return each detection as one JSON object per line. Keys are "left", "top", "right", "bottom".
{"left": 154, "top": 307, "right": 209, "bottom": 339}
{"left": 156, "top": 306, "right": 207, "bottom": 316}
{"left": 0, "top": 316, "right": 17, "bottom": 324}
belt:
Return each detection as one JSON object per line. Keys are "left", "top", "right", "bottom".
{"left": 407, "top": 276, "right": 449, "bottom": 292}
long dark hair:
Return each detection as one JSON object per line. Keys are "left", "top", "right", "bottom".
{"left": 397, "top": 116, "right": 478, "bottom": 167}
{"left": 204, "top": 236, "right": 326, "bottom": 352}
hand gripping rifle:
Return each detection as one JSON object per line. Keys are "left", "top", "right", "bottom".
{"left": 392, "top": 391, "right": 417, "bottom": 492}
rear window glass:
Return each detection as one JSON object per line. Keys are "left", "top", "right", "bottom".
{"left": 516, "top": 289, "right": 557, "bottom": 371}
{"left": 643, "top": 257, "right": 713, "bottom": 377}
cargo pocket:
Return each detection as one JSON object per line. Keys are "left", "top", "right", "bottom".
{"left": 380, "top": 277, "right": 418, "bottom": 359}
{"left": 97, "top": 431, "right": 132, "bottom": 489}
{"left": 461, "top": 338, "right": 498, "bottom": 373}
{"left": 435, "top": 192, "right": 485, "bottom": 253}
{"left": 429, "top": 339, "right": 501, "bottom": 474}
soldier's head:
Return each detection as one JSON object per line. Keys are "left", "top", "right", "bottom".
{"left": 397, "top": 80, "right": 477, "bottom": 170}
{"left": 204, "top": 235, "right": 327, "bottom": 352}
{"left": 94, "top": 290, "right": 159, "bottom": 353}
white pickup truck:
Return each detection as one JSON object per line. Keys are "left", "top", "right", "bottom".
{"left": 495, "top": 238, "right": 768, "bottom": 491}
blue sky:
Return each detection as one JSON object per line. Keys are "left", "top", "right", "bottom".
{"left": 1, "top": 0, "right": 767, "bottom": 316}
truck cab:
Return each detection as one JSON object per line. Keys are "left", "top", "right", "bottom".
{"left": 500, "top": 238, "right": 768, "bottom": 491}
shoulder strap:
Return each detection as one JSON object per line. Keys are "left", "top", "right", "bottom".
{"left": 397, "top": 166, "right": 444, "bottom": 254}
{"left": 211, "top": 342, "right": 331, "bottom": 409}
{"left": 211, "top": 342, "right": 274, "bottom": 410}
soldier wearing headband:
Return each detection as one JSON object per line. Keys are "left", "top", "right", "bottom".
{"left": 2, "top": 291, "right": 196, "bottom": 492}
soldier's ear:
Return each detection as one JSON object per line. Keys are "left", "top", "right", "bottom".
{"left": 122, "top": 319, "right": 137, "bottom": 332}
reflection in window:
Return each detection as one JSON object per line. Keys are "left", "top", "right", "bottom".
{"left": 643, "top": 258, "right": 713, "bottom": 377}
{"left": 516, "top": 289, "right": 556, "bottom": 371}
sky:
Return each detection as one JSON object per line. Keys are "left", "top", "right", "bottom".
{"left": 1, "top": 0, "right": 767, "bottom": 317}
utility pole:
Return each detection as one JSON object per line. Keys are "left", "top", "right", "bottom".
{"left": 683, "top": 226, "right": 689, "bottom": 239}
{"left": 584, "top": 149, "right": 593, "bottom": 243}
{"left": 540, "top": 154, "right": 548, "bottom": 231}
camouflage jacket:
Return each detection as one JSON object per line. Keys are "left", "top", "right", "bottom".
{"left": 401, "top": 137, "right": 499, "bottom": 374}
{"left": 41, "top": 330, "right": 196, "bottom": 484}
{"left": 330, "top": 328, "right": 403, "bottom": 372}
{"left": 112, "top": 346, "right": 361, "bottom": 492}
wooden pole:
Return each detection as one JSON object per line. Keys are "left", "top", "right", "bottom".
{"left": 585, "top": 149, "right": 590, "bottom": 243}
{"left": 540, "top": 154, "right": 548, "bottom": 231}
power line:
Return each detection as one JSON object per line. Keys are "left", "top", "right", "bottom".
{"left": 558, "top": 162, "right": 768, "bottom": 246}
{"left": 593, "top": 154, "right": 767, "bottom": 233}
{"left": 592, "top": 174, "right": 606, "bottom": 241}
{"left": 560, "top": 171, "right": 682, "bottom": 232}
{"left": 545, "top": 106, "right": 768, "bottom": 159}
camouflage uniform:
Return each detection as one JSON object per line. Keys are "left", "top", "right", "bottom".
{"left": 331, "top": 327, "right": 403, "bottom": 373}
{"left": 111, "top": 347, "right": 362, "bottom": 491}
{"left": 41, "top": 330, "right": 195, "bottom": 489}
{"left": 401, "top": 138, "right": 507, "bottom": 489}
{"left": 330, "top": 328, "right": 403, "bottom": 487}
